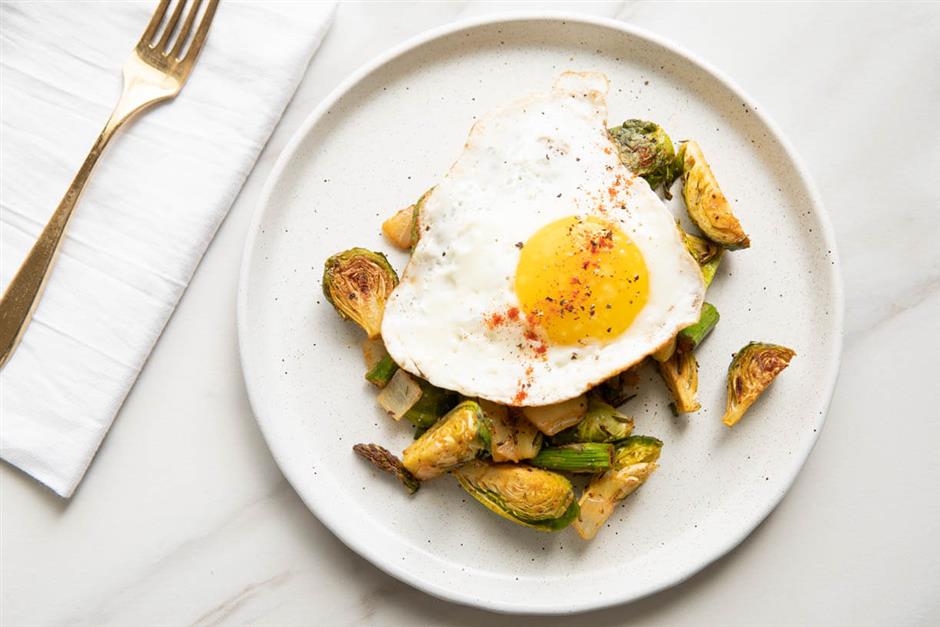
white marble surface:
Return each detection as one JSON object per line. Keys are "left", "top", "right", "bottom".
{"left": 2, "top": 2, "right": 939, "bottom": 625}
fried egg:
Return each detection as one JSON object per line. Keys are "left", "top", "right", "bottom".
{"left": 381, "top": 72, "right": 705, "bottom": 406}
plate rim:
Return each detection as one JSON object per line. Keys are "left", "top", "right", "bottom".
{"left": 236, "top": 11, "right": 845, "bottom": 614}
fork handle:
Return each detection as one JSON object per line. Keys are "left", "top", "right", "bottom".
{"left": 0, "top": 79, "right": 156, "bottom": 369}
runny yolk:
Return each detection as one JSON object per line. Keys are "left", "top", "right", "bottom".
{"left": 515, "top": 215, "right": 649, "bottom": 345}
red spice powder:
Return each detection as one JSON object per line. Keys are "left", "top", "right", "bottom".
{"left": 507, "top": 307, "right": 520, "bottom": 321}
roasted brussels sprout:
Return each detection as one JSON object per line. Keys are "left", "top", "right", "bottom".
{"left": 402, "top": 400, "right": 491, "bottom": 480}
{"left": 596, "top": 367, "right": 640, "bottom": 407}
{"left": 531, "top": 443, "right": 614, "bottom": 473}
{"left": 613, "top": 435, "right": 664, "bottom": 467}
{"left": 723, "top": 342, "right": 796, "bottom": 427}
{"left": 550, "top": 396, "right": 634, "bottom": 445}
{"left": 678, "top": 141, "right": 750, "bottom": 250}
{"left": 521, "top": 395, "right": 588, "bottom": 436}
{"left": 481, "top": 400, "right": 543, "bottom": 463}
{"left": 322, "top": 248, "right": 398, "bottom": 338}
{"left": 677, "top": 302, "right": 719, "bottom": 352}
{"left": 573, "top": 436, "right": 663, "bottom": 540}
{"left": 454, "top": 460, "right": 579, "bottom": 531}
{"left": 608, "top": 119, "right": 679, "bottom": 195}
{"left": 353, "top": 443, "right": 420, "bottom": 494}
{"left": 677, "top": 221, "right": 724, "bottom": 288}
{"left": 657, "top": 344, "right": 701, "bottom": 413}
{"left": 700, "top": 253, "right": 723, "bottom": 288}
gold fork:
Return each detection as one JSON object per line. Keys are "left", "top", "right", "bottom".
{"left": 0, "top": 0, "right": 219, "bottom": 369}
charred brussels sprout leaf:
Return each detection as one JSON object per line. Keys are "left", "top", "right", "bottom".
{"left": 574, "top": 436, "right": 663, "bottom": 540}
{"left": 677, "top": 302, "right": 720, "bottom": 352}
{"left": 678, "top": 141, "right": 750, "bottom": 250}
{"left": 550, "top": 396, "right": 634, "bottom": 445}
{"left": 531, "top": 443, "right": 614, "bottom": 473}
{"left": 322, "top": 248, "right": 398, "bottom": 338}
{"left": 609, "top": 119, "right": 678, "bottom": 195}
{"left": 596, "top": 368, "right": 640, "bottom": 407}
{"left": 402, "top": 400, "right": 490, "bottom": 480}
{"left": 454, "top": 460, "right": 579, "bottom": 531}
{"left": 657, "top": 344, "right": 701, "bottom": 413}
{"left": 723, "top": 342, "right": 796, "bottom": 427}
{"left": 353, "top": 443, "right": 420, "bottom": 494}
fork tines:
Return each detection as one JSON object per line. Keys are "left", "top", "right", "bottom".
{"left": 138, "top": 0, "right": 218, "bottom": 65}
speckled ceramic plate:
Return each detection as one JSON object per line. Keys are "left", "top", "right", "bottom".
{"left": 237, "top": 14, "right": 843, "bottom": 615}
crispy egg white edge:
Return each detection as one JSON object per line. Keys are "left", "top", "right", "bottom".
{"left": 381, "top": 71, "right": 705, "bottom": 406}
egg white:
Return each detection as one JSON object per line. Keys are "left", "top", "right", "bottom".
{"left": 381, "top": 72, "right": 705, "bottom": 406}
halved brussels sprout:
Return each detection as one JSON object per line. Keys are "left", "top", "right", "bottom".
{"left": 657, "top": 344, "right": 701, "bottom": 413}
{"left": 677, "top": 302, "right": 719, "bottom": 352}
{"left": 550, "top": 396, "right": 634, "bottom": 445}
{"left": 573, "top": 436, "right": 663, "bottom": 540}
{"left": 596, "top": 367, "right": 640, "bottom": 407}
{"left": 531, "top": 443, "right": 614, "bottom": 473}
{"left": 353, "top": 443, "right": 419, "bottom": 494}
{"left": 608, "top": 119, "right": 679, "bottom": 196}
{"left": 723, "top": 342, "right": 796, "bottom": 427}
{"left": 481, "top": 400, "right": 543, "bottom": 463}
{"left": 454, "top": 460, "right": 579, "bottom": 531}
{"left": 402, "top": 400, "right": 490, "bottom": 480}
{"left": 677, "top": 221, "right": 724, "bottom": 288}
{"left": 678, "top": 141, "right": 750, "bottom": 250}
{"left": 613, "top": 435, "right": 664, "bottom": 467}
{"left": 678, "top": 222, "right": 721, "bottom": 265}
{"left": 521, "top": 395, "right": 588, "bottom": 436}
{"left": 322, "top": 248, "right": 398, "bottom": 338}
{"left": 700, "top": 253, "right": 723, "bottom": 288}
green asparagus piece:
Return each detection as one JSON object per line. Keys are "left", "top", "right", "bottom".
{"left": 678, "top": 302, "right": 720, "bottom": 351}
{"left": 530, "top": 443, "right": 614, "bottom": 474}
{"left": 365, "top": 354, "right": 398, "bottom": 387}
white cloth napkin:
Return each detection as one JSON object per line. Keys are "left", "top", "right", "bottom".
{"left": 0, "top": 1, "right": 335, "bottom": 497}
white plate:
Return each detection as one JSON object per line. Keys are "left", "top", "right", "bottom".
{"left": 237, "top": 14, "right": 843, "bottom": 615}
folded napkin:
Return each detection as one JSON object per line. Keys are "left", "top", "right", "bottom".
{"left": 0, "top": 1, "right": 335, "bottom": 497}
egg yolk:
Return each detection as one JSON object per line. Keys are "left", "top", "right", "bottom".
{"left": 515, "top": 216, "right": 649, "bottom": 345}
